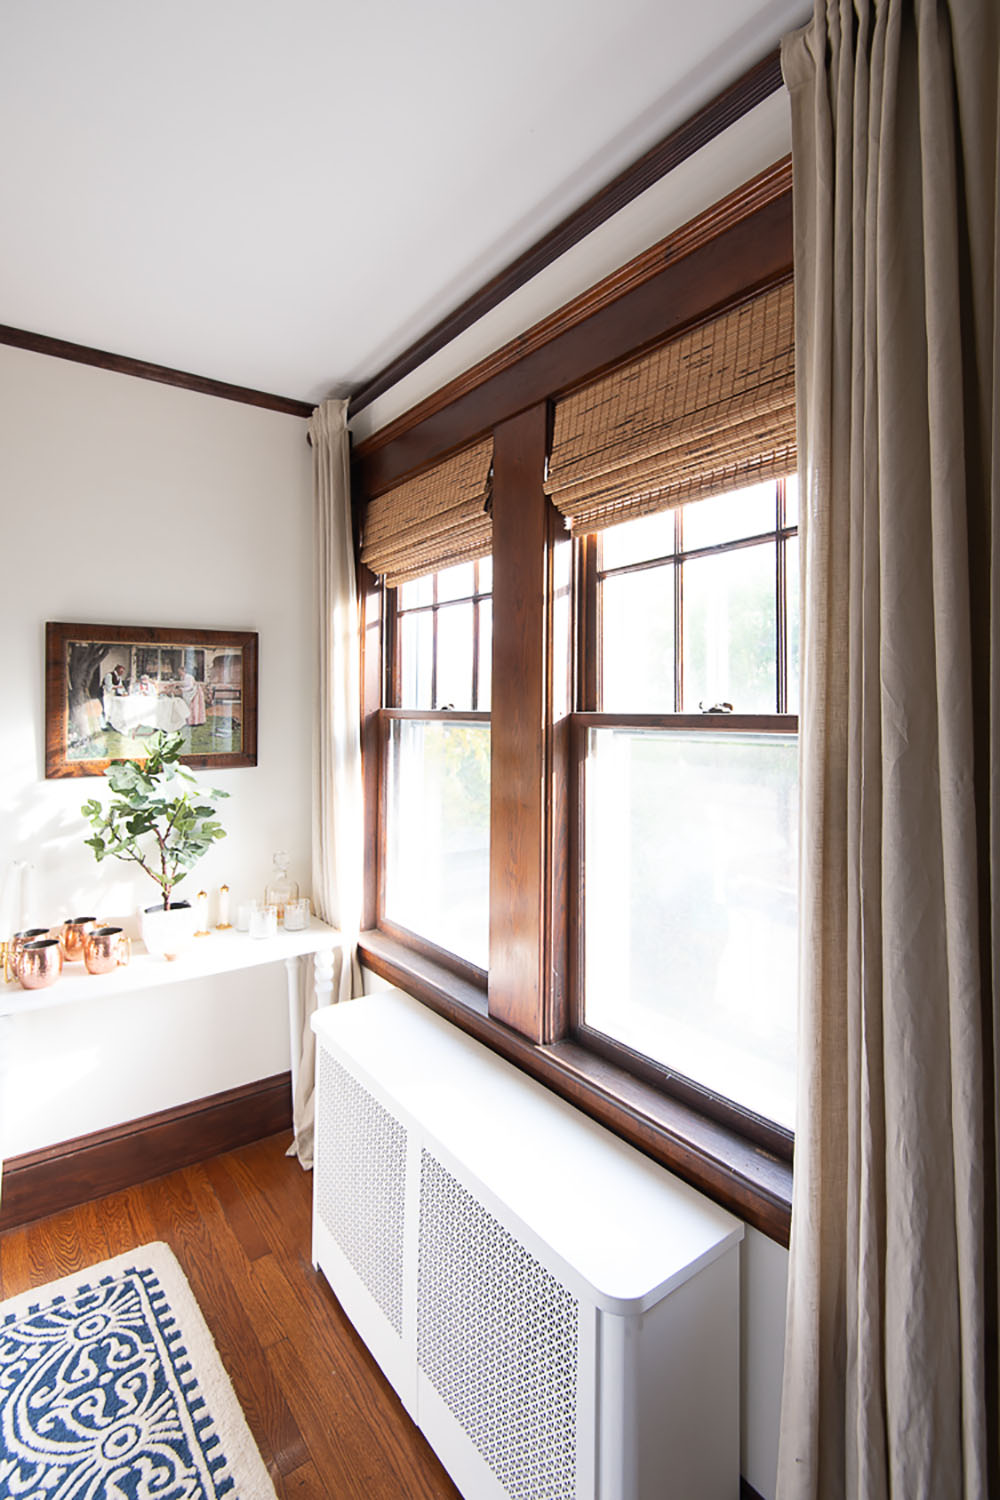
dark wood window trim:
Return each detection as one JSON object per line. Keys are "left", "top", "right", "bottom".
{"left": 353, "top": 157, "right": 792, "bottom": 483}
{"left": 358, "top": 928, "right": 791, "bottom": 1245}
{"left": 356, "top": 172, "right": 795, "bottom": 1249}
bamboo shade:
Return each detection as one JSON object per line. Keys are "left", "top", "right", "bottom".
{"left": 361, "top": 439, "right": 493, "bottom": 588}
{"left": 544, "top": 280, "right": 796, "bottom": 533}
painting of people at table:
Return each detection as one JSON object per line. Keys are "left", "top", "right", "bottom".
{"left": 62, "top": 636, "right": 245, "bottom": 764}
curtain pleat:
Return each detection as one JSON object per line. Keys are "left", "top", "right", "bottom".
{"left": 778, "top": 2, "right": 999, "bottom": 1496}
{"left": 289, "top": 398, "right": 363, "bottom": 1168}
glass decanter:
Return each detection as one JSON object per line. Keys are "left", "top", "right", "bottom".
{"left": 265, "top": 851, "right": 298, "bottom": 922}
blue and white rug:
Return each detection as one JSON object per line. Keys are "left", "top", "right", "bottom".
{"left": 0, "top": 1241, "right": 277, "bottom": 1498}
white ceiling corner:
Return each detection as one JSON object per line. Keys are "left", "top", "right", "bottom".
{"left": 0, "top": 0, "right": 810, "bottom": 410}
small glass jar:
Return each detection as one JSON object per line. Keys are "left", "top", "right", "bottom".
{"left": 283, "top": 897, "right": 310, "bottom": 931}
{"left": 249, "top": 904, "right": 277, "bottom": 940}
{"left": 235, "top": 898, "right": 257, "bottom": 933}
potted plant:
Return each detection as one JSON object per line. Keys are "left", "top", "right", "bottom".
{"left": 81, "top": 730, "right": 229, "bottom": 959}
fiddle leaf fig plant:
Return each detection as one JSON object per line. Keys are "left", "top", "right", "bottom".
{"left": 81, "top": 730, "right": 228, "bottom": 909}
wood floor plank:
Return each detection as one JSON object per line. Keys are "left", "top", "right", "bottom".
{"left": 200, "top": 1149, "right": 275, "bottom": 1261}
{"left": 0, "top": 1131, "right": 461, "bottom": 1498}
{"left": 276, "top": 1459, "right": 326, "bottom": 1499}
{"left": 142, "top": 1162, "right": 309, "bottom": 1478}
{"left": 0, "top": 1224, "right": 33, "bottom": 1300}
{"left": 94, "top": 1179, "right": 153, "bottom": 1258}
{"left": 217, "top": 1135, "right": 314, "bottom": 1259}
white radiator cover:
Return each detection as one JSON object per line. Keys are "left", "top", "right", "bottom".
{"left": 311, "top": 990, "right": 744, "bottom": 1500}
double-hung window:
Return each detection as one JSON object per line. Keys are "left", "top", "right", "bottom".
{"left": 356, "top": 172, "right": 798, "bottom": 1235}
{"left": 360, "top": 441, "right": 493, "bottom": 980}
{"left": 576, "top": 480, "right": 799, "bottom": 1136}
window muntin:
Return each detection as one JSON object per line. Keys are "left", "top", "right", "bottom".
{"left": 580, "top": 479, "right": 799, "bottom": 1132}
{"left": 596, "top": 478, "right": 798, "bottom": 716}
{"left": 396, "top": 558, "right": 492, "bottom": 711}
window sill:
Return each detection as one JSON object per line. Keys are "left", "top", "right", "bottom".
{"left": 358, "top": 929, "right": 792, "bottom": 1247}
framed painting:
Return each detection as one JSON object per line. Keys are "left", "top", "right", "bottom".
{"left": 45, "top": 622, "right": 259, "bottom": 778}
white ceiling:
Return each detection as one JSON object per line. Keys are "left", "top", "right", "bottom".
{"left": 1, "top": 0, "right": 809, "bottom": 409}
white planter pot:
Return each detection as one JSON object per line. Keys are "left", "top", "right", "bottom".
{"left": 140, "top": 900, "right": 196, "bottom": 960}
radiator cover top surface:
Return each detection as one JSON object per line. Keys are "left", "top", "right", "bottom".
{"left": 312, "top": 989, "right": 741, "bottom": 1313}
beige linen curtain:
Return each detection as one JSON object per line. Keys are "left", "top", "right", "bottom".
{"left": 290, "top": 398, "right": 363, "bottom": 1167}
{"left": 778, "top": 2, "right": 999, "bottom": 1496}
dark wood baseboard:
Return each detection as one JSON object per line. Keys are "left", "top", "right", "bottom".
{"left": 0, "top": 1071, "right": 293, "bottom": 1232}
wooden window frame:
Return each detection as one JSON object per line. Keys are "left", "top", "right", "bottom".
{"left": 356, "top": 165, "right": 795, "bottom": 1245}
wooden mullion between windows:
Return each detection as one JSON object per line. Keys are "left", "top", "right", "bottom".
{"left": 488, "top": 402, "right": 551, "bottom": 1042}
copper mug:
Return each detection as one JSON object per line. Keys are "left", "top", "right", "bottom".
{"left": 5, "top": 927, "right": 52, "bottom": 981}
{"left": 60, "top": 916, "right": 104, "bottom": 963}
{"left": 83, "top": 925, "right": 131, "bottom": 975}
{"left": 16, "top": 937, "right": 63, "bottom": 990}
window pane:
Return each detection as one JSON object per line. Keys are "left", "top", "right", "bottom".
{"left": 601, "top": 566, "right": 674, "bottom": 713}
{"left": 682, "top": 543, "right": 777, "bottom": 712}
{"left": 786, "top": 535, "right": 800, "bottom": 715}
{"left": 583, "top": 727, "right": 797, "bottom": 1129}
{"left": 477, "top": 598, "right": 492, "bottom": 710}
{"left": 681, "top": 482, "right": 776, "bottom": 552}
{"left": 384, "top": 719, "right": 491, "bottom": 969}
{"left": 600, "top": 510, "right": 675, "bottom": 572}
{"left": 400, "top": 610, "right": 433, "bottom": 709}
{"left": 436, "top": 561, "right": 476, "bottom": 602}
{"left": 436, "top": 601, "right": 474, "bottom": 709}
{"left": 399, "top": 574, "right": 433, "bottom": 609}
{"left": 477, "top": 555, "right": 493, "bottom": 593}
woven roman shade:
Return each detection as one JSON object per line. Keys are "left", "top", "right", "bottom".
{"left": 361, "top": 439, "right": 493, "bottom": 588}
{"left": 544, "top": 280, "right": 796, "bottom": 533}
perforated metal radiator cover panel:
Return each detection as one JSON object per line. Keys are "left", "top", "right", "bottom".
{"left": 315, "top": 1047, "right": 407, "bottom": 1336}
{"left": 418, "top": 1149, "right": 580, "bottom": 1500}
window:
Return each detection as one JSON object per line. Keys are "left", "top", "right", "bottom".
{"left": 380, "top": 559, "right": 492, "bottom": 974}
{"left": 577, "top": 479, "right": 798, "bottom": 1134}
{"left": 357, "top": 172, "right": 797, "bottom": 1239}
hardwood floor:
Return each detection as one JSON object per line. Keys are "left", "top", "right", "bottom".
{"left": 0, "top": 1130, "right": 461, "bottom": 1500}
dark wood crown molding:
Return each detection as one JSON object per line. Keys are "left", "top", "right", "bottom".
{"left": 353, "top": 157, "right": 792, "bottom": 469}
{"left": 0, "top": 324, "right": 315, "bottom": 419}
{"left": 356, "top": 184, "right": 793, "bottom": 499}
{"left": 347, "top": 48, "right": 784, "bottom": 420}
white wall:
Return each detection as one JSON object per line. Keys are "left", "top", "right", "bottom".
{"left": 0, "top": 342, "right": 313, "bottom": 1155}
